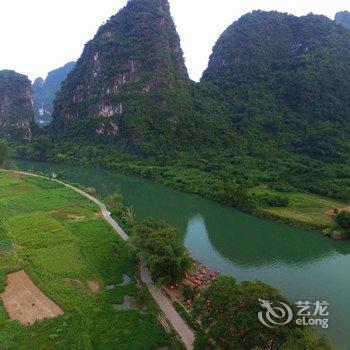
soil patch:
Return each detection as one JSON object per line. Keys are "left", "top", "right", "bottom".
{"left": 64, "top": 278, "right": 85, "bottom": 291}
{"left": 51, "top": 210, "right": 87, "bottom": 221}
{"left": 65, "top": 278, "right": 100, "bottom": 294}
{"left": 7, "top": 173, "right": 26, "bottom": 179}
{"left": 87, "top": 280, "right": 100, "bottom": 294}
{"left": 94, "top": 212, "right": 103, "bottom": 219}
{"left": 0, "top": 270, "right": 63, "bottom": 326}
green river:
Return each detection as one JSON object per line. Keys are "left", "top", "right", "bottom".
{"left": 14, "top": 160, "right": 350, "bottom": 349}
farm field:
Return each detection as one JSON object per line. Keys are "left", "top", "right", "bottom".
{"left": 249, "top": 185, "right": 348, "bottom": 229}
{"left": 0, "top": 171, "right": 179, "bottom": 349}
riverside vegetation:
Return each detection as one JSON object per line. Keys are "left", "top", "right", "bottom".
{"left": 6, "top": 4, "right": 349, "bottom": 233}
{"left": 104, "top": 187, "right": 333, "bottom": 349}
{"left": 12, "top": 138, "right": 350, "bottom": 234}
{"left": 0, "top": 170, "right": 334, "bottom": 349}
{"left": 0, "top": 1, "right": 349, "bottom": 348}
{"left": 0, "top": 171, "right": 182, "bottom": 349}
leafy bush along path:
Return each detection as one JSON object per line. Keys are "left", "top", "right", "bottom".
{"left": 2, "top": 170, "right": 194, "bottom": 350}
{"left": 0, "top": 171, "right": 180, "bottom": 349}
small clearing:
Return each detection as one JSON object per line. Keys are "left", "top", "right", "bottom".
{"left": 87, "top": 280, "right": 100, "bottom": 294}
{"left": 0, "top": 270, "right": 63, "bottom": 326}
{"left": 64, "top": 278, "right": 100, "bottom": 294}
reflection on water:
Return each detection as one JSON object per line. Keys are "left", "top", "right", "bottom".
{"left": 13, "top": 160, "right": 350, "bottom": 349}
{"left": 183, "top": 215, "right": 350, "bottom": 349}
{"left": 184, "top": 214, "right": 236, "bottom": 272}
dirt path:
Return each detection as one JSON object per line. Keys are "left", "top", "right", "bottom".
{"left": 3, "top": 170, "right": 194, "bottom": 349}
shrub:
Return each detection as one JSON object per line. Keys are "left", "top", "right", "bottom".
{"left": 259, "top": 193, "right": 289, "bottom": 207}
{"left": 182, "top": 284, "right": 196, "bottom": 302}
{"left": 107, "top": 194, "right": 124, "bottom": 214}
{"left": 335, "top": 211, "right": 350, "bottom": 230}
{"left": 268, "top": 182, "right": 295, "bottom": 193}
{"left": 0, "top": 139, "right": 9, "bottom": 168}
{"left": 131, "top": 219, "right": 192, "bottom": 285}
{"left": 194, "top": 329, "right": 212, "bottom": 350}
{"left": 85, "top": 187, "right": 99, "bottom": 199}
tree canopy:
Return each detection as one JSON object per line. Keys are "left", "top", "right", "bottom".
{"left": 131, "top": 218, "right": 191, "bottom": 284}
{"left": 193, "top": 276, "right": 331, "bottom": 350}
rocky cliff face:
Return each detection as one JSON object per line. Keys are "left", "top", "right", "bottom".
{"left": 33, "top": 62, "right": 75, "bottom": 126}
{"left": 51, "top": 0, "right": 195, "bottom": 153}
{"left": 335, "top": 11, "right": 350, "bottom": 29}
{"left": 201, "top": 11, "right": 350, "bottom": 160}
{"left": 0, "top": 70, "right": 34, "bottom": 140}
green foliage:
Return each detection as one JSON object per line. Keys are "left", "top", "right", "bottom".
{"left": 84, "top": 187, "right": 99, "bottom": 198}
{"left": 268, "top": 182, "right": 295, "bottom": 193}
{"left": 192, "top": 276, "right": 331, "bottom": 349}
{"left": 258, "top": 193, "right": 289, "bottom": 208}
{"left": 193, "top": 329, "right": 213, "bottom": 350}
{"left": 199, "top": 11, "right": 350, "bottom": 201}
{"left": 8, "top": 10, "right": 350, "bottom": 231}
{"left": 0, "top": 70, "right": 34, "bottom": 140}
{"left": 212, "top": 180, "right": 257, "bottom": 211}
{"left": 182, "top": 284, "right": 196, "bottom": 302}
{"left": 55, "top": 171, "right": 65, "bottom": 181}
{"left": 0, "top": 172, "right": 175, "bottom": 349}
{"left": 131, "top": 218, "right": 192, "bottom": 284}
{"left": 107, "top": 193, "right": 136, "bottom": 231}
{"left": 12, "top": 138, "right": 350, "bottom": 230}
{"left": 335, "top": 211, "right": 350, "bottom": 230}
{"left": 107, "top": 194, "right": 125, "bottom": 214}
{"left": 0, "top": 139, "right": 9, "bottom": 167}
{"left": 45, "top": 0, "right": 237, "bottom": 159}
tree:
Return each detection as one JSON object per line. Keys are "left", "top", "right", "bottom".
{"left": 131, "top": 219, "right": 191, "bottom": 285}
{"left": 335, "top": 211, "right": 350, "bottom": 230}
{"left": 107, "top": 194, "right": 124, "bottom": 215}
{"left": 0, "top": 139, "right": 9, "bottom": 168}
{"left": 192, "top": 276, "right": 330, "bottom": 349}
{"left": 213, "top": 181, "right": 257, "bottom": 211}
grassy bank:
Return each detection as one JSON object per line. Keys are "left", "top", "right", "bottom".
{"left": 0, "top": 172, "right": 181, "bottom": 349}
{"left": 250, "top": 185, "right": 347, "bottom": 230}
{"left": 13, "top": 156, "right": 350, "bottom": 233}
{"left": 11, "top": 138, "right": 350, "bottom": 232}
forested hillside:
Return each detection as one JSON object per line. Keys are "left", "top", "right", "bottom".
{"left": 14, "top": 5, "right": 350, "bottom": 221}
{"left": 0, "top": 70, "right": 34, "bottom": 140}
{"left": 199, "top": 11, "right": 350, "bottom": 199}
{"left": 50, "top": 0, "right": 231, "bottom": 155}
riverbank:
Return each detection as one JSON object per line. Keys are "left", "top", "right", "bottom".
{"left": 11, "top": 157, "right": 349, "bottom": 234}
{"left": 0, "top": 171, "right": 184, "bottom": 349}
{"left": 10, "top": 159, "right": 350, "bottom": 349}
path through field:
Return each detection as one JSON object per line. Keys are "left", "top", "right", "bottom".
{"left": 4, "top": 170, "right": 195, "bottom": 350}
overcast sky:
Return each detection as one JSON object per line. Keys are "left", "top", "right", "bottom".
{"left": 0, "top": 0, "right": 348, "bottom": 82}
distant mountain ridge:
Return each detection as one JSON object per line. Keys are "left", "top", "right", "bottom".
{"left": 0, "top": 70, "right": 34, "bottom": 140}
{"left": 335, "top": 11, "right": 350, "bottom": 29}
{"left": 32, "top": 61, "right": 75, "bottom": 125}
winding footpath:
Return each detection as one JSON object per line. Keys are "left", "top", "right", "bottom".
{"left": 3, "top": 170, "right": 194, "bottom": 350}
